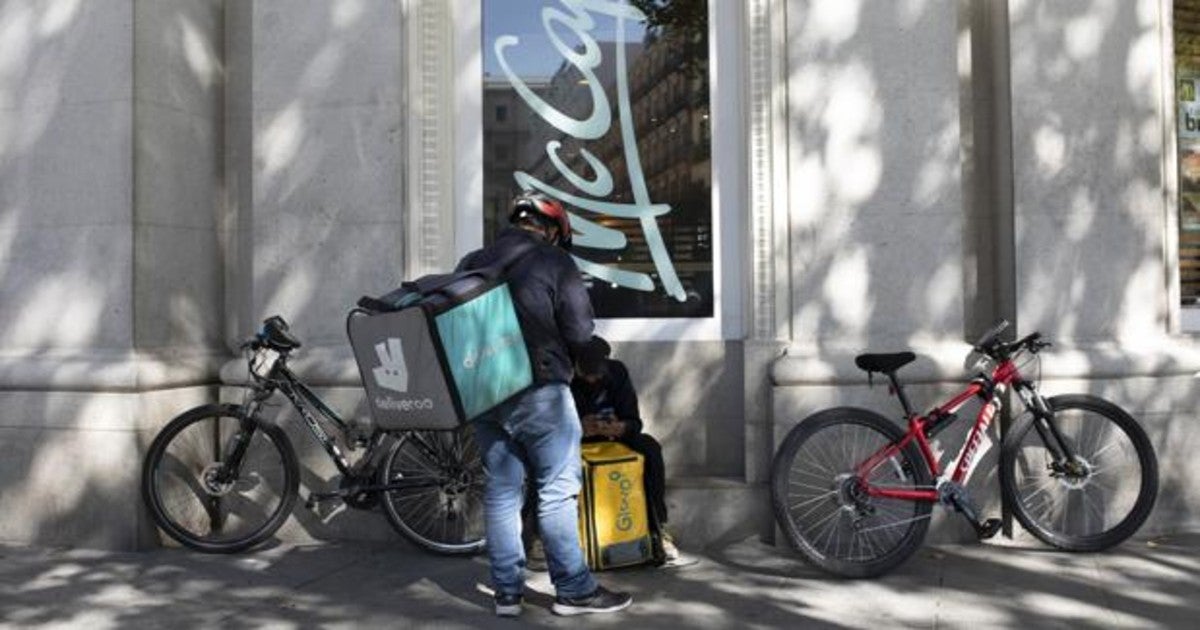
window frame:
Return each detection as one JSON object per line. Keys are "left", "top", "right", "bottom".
{"left": 452, "top": 0, "right": 746, "bottom": 341}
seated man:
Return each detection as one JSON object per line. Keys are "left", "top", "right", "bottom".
{"left": 570, "top": 336, "right": 678, "bottom": 562}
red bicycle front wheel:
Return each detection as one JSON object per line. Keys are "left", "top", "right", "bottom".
{"left": 1001, "top": 394, "right": 1158, "bottom": 551}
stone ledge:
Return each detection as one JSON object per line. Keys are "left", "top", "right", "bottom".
{"left": 664, "top": 476, "right": 770, "bottom": 549}
{"left": 0, "top": 349, "right": 227, "bottom": 391}
{"left": 220, "top": 345, "right": 360, "bottom": 387}
{"left": 773, "top": 338, "right": 1200, "bottom": 386}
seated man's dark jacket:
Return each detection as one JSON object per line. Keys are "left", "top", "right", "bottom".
{"left": 570, "top": 358, "right": 644, "bottom": 437}
{"left": 457, "top": 227, "right": 594, "bottom": 385}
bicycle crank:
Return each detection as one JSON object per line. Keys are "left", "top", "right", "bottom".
{"left": 938, "top": 480, "right": 1001, "bottom": 539}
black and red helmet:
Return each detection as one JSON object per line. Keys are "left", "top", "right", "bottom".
{"left": 510, "top": 192, "right": 572, "bottom": 249}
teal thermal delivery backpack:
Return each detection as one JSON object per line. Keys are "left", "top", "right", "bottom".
{"left": 347, "top": 243, "right": 535, "bottom": 430}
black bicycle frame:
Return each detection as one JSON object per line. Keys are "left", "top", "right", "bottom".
{"left": 265, "top": 363, "right": 355, "bottom": 475}
{"left": 235, "top": 359, "right": 453, "bottom": 494}
{"left": 1012, "top": 380, "right": 1078, "bottom": 467}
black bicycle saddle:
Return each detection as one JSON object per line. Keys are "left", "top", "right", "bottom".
{"left": 854, "top": 351, "right": 916, "bottom": 374}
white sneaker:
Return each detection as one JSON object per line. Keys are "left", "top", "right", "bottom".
{"left": 661, "top": 534, "right": 680, "bottom": 562}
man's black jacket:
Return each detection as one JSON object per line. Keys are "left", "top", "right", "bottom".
{"left": 570, "top": 358, "right": 644, "bottom": 437}
{"left": 457, "top": 227, "right": 594, "bottom": 385}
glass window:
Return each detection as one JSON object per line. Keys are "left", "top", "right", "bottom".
{"left": 481, "top": 0, "right": 713, "bottom": 319}
{"left": 1177, "top": 1, "right": 1200, "bottom": 308}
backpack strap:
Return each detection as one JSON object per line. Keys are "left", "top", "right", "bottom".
{"left": 358, "top": 238, "right": 540, "bottom": 312}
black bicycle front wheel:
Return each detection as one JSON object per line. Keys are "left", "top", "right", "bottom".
{"left": 141, "top": 404, "right": 299, "bottom": 553}
{"left": 1001, "top": 394, "right": 1158, "bottom": 551}
{"left": 770, "top": 407, "right": 933, "bottom": 578}
{"left": 379, "top": 425, "right": 487, "bottom": 555}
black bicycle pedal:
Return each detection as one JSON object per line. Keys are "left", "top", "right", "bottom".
{"left": 975, "top": 518, "right": 1002, "bottom": 540}
{"left": 305, "top": 492, "right": 347, "bottom": 522}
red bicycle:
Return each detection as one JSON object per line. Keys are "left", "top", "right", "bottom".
{"left": 770, "top": 321, "right": 1159, "bottom": 578}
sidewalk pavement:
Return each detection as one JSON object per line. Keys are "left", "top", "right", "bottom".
{"left": 1, "top": 532, "right": 1196, "bottom": 629}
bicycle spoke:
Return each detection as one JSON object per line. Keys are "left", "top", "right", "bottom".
{"left": 854, "top": 512, "right": 931, "bottom": 535}
{"left": 792, "top": 493, "right": 838, "bottom": 523}
{"left": 788, "top": 491, "right": 837, "bottom": 510}
{"left": 815, "top": 509, "right": 843, "bottom": 557}
{"left": 790, "top": 466, "right": 835, "bottom": 484}
{"left": 396, "top": 443, "right": 442, "bottom": 477}
{"left": 1082, "top": 487, "right": 1107, "bottom": 533}
{"left": 1087, "top": 439, "right": 1123, "bottom": 463}
{"left": 788, "top": 480, "right": 835, "bottom": 493}
{"left": 804, "top": 504, "right": 844, "bottom": 540}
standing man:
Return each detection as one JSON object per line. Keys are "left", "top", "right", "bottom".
{"left": 459, "top": 192, "right": 632, "bottom": 618}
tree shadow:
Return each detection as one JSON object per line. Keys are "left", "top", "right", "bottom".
{"left": 4, "top": 534, "right": 1196, "bottom": 628}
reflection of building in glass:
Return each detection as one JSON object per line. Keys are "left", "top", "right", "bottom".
{"left": 483, "top": 76, "right": 550, "bottom": 240}
{"left": 512, "top": 28, "right": 712, "bottom": 318}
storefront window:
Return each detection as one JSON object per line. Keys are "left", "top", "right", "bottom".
{"left": 481, "top": 0, "right": 713, "bottom": 318}
{"left": 1177, "top": 1, "right": 1200, "bottom": 307}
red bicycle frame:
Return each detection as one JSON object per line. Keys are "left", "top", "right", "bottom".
{"left": 854, "top": 358, "right": 1024, "bottom": 502}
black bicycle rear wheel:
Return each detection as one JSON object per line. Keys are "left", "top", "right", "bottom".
{"left": 770, "top": 407, "right": 933, "bottom": 578}
{"left": 141, "top": 404, "right": 299, "bottom": 553}
{"left": 379, "top": 425, "right": 487, "bottom": 555}
{"left": 1001, "top": 394, "right": 1158, "bottom": 551}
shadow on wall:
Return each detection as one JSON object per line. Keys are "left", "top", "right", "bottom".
{"left": 242, "top": 0, "right": 405, "bottom": 350}
{"left": 786, "top": 0, "right": 1167, "bottom": 349}
{"left": 785, "top": 1, "right": 969, "bottom": 351}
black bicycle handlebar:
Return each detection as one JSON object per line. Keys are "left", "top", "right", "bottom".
{"left": 973, "top": 320, "right": 1010, "bottom": 352}
{"left": 973, "top": 321, "right": 1052, "bottom": 362}
{"left": 988, "top": 331, "right": 1051, "bottom": 361}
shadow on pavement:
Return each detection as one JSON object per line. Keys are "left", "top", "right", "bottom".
{"left": 0, "top": 533, "right": 1196, "bottom": 628}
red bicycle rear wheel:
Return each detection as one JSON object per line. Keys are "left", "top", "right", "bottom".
{"left": 771, "top": 407, "right": 933, "bottom": 578}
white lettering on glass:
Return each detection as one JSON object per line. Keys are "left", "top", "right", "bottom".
{"left": 493, "top": 0, "right": 688, "bottom": 301}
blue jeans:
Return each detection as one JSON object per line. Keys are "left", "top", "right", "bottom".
{"left": 472, "top": 383, "right": 596, "bottom": 599}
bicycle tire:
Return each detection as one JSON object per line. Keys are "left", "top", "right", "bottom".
{"left": 1000, "top": 394, "right": 1157, "bottom": 551}
{"left": 771, "top": 407, "right": 933, "bottom": 578}
{"left": 141, "top": 404, "right": 299, "bottom": 553}
{"left": 379, "top": 426, "right": 487, "bottom": 555}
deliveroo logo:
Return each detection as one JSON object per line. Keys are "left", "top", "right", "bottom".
{"left": 372, "top": 338, "right": 409, "bottom": 393}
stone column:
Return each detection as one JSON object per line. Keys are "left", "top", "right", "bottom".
{"left": 781, "top": 1, "right": 967, "bottom": 352}
{"left": 1008, "top": 0, "right": 1167, "bottom": 342}
{"left": 220, "top": 0, "right": 406, "bottom": 544}
{"left": 226, "top": 0, "right": 405, "bottom": 350}
{"left": 0, "top": 0, "right": 225, "bottom": 549}
{"left": 771, "top": 0, "right": 975, "bottom": 542}
{"left": 1006, "top": 0, "right": 1200, "bottom": 532}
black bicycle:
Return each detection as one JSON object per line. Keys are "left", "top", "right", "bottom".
{"left": 141, "top": 315, "right": 486, "bottom": 555}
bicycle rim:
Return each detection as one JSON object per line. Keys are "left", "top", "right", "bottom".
{"left": 144, "top": 406, "right": 297, "bottom": 552}
{"left": 380, "top": 426, "right": 486, "bottom": 555}
{"left": 1005, "top": 397, "right": 1157, "bottom": 550}
{"left": 772, "top": 409, "right": 931, "bottom": 577}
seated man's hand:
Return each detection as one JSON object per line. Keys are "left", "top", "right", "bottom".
{"left": 597, "top": 419, "right": 626, "bottom": 439}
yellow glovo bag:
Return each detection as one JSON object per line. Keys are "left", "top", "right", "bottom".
{"left": 577, "top": 441, "right": 656, "bottom": 570}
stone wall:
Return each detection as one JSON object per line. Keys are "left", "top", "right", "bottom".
{"left": 0, "top": 0, "right": 225, "bottom": 549}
